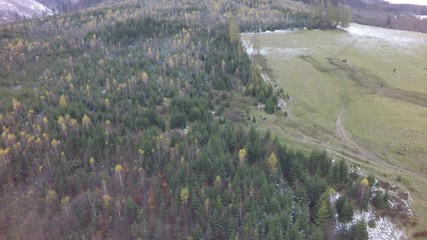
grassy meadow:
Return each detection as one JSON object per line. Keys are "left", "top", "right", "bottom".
{"left": 241, "top": 23, "right": 427, "bottom": 235}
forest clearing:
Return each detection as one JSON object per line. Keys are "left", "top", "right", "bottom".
{"left": 241, "top": 23, "right": 427, "bottom": 237}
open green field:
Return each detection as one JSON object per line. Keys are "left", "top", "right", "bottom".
{"left": 241, "top": 24, "right": 427, "bottom": 236}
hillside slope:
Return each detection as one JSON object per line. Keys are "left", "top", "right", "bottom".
{"left": 0, "top": 0, "right": 417, "bottom": 239}
{"left": 0, "top": 0, "right": 53, "bottom": 24}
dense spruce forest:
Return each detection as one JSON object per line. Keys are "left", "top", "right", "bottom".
{"left": 0, "top": 0, "right": 387, "bottom": 239}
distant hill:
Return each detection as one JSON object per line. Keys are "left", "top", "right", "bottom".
{"left": 297, "top": 0, "right": 427, "bottom": 14}
{"left": 0, "top": 0, "right": 53, "bottom": 24}
{"left": 0, "top": 0, "right": 113, "bottom": 24}
{"left": 37, "top": 0, "right": 112, "bottom": 13}
{"left": 345, "top": 0, "right": 427, "bottom": 32}
{"left": 35, "top": 0, "right": 78, "bottom": 11}
{"left": 296, "top": 0, "right": 427, "bottom": 32}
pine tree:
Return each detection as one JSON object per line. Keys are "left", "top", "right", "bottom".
{"left": 336, "top": 196, "right": 354, "bottom": 223}
{"left": 314, "top": 197, "right": 329, "bottom": 226}
{"left": 349, "top": 220, "right": 368, "bottom": 240}
{"left": 228, "top": 16, "right": 239, "bottom": 44}
{"left": 336, "top": 195, "right": 346, "bottom": 214}
{"left": 340, "top": 201, "right": 354, "bottom": 223}
{"left": 339, "top": 160, "right": 349, "bottom": 184}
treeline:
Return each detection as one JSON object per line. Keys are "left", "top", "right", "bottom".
{"left": 297, "top": 0, "right": 427, "bottom": 32}
{"left": 89, "top": 17, "right": 185, "bottom": 45}
{"left": 295, "top": 0, "right": 351, "bottom": 29}
{"left": 299, "top": 0, "right": 427, "bottom": 14}
{"left": 353, "top": 10, "right": 427, "bottom": 33}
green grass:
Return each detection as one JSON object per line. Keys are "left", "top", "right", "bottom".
{"left": 241, "top": 24, "right": 427, "bottom": 235}
{"left": 346, "top": 94, "right": 427, "bottom": 170}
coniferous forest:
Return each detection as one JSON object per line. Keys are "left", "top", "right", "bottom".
{"left": 0, "top": 0, "right": 385, "bottom": 239}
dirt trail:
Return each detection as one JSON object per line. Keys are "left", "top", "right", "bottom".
{"left": 279, "top": 107, "right": 427, "bottom": 183}
{"left": 335, "top": 108, "right": 387, "bottom": 166}
{"left": 252, "top": 44, "right": 427, "bottom": 183}
{"left": 245, "top": 32, "right": 427, "bottom": 233}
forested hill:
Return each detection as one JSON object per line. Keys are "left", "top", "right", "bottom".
{"left": 0, "top": 0, "right": 388, "bottom": 239}
{"left": 298, "top": 0, "right": 427, "bottom": 32}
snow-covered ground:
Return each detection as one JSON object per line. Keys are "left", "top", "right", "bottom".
{"left": 0, "top": 0, "right": 53, "bottom": 24}
{"left": 414, "top": 15, "right": 427, "bottom": 19}
{"left": 328, "top": 190, "right": 405, "bottom": 240}
{"left": 259, "top": 47, "right": 308, "bottom": 57}
{"left": 346, "top": 23, "right": 427, "bottom": 50}
{"left": 241, "top": 38, "right": 256, "bottom": 56}
{"left": 242, "top": 23, "right": 427, "bottom": 56}
{"left": 336, "top": 208, "right": 406, "bottom": 240}
{"left": 330, "top": 190, "right": 406, "bottom": 240}
{"left": 241, "top": 35, "right": 308, "bottom": 60}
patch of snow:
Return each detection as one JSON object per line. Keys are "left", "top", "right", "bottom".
{"left": 241, "top": 29, "right": 299, "bottom": 35}
{"left": 261, "top": 29, "right": 295, "bottom": 34}
{"left": 347, "top": 23, "right": 427, "bottom": 50}
{"left": 336, "top": 208, "right": 406, "bottom": 240}
{"left": 241, "top": 39, "right": 255, "bottom": 56}
{"left": 258, "top": 47, "right": 270, "bottom": 55}
{"left": 278, "top": 99, "right": 287, "bottom": 109}
{"left": 241, "top": 29, "right": 303, "bottom": 57}
{"left": 329, "top": 192, "right": 340, "bottom": 204}
{"left": 260, "top": 73, "right": 270, "bottom": 83}
{"left": 174, "top": 126, "right": 189, "bottom": 135}
{"left": 255, "top": 46, "right": 308, "bottom": 58}
{"left": 373, "top": 185, "right": 415, "bottom": 219}
{"left": 334, "top": 178, "right": 408, "bottom": 240}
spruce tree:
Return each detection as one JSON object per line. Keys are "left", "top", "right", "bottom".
{"left": 314, "top": 197, "right": 330, "bottom": 226}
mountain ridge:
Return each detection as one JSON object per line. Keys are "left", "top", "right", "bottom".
{"left": 0, "top": 0, "right": 53, "bottom": 24}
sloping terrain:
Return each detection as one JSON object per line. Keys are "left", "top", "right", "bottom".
{"left": 241, "top": 23, "right": 427, "bottom": 237}
{"left": 0, "top": 1, "right": 345, "bottom": 239}
{"left": 0, "top": 0, "right": 423, "bottom": 239}
{"left": 0, "top": 0, "right": 53, "bottom": 24}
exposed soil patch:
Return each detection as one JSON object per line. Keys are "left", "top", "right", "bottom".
{"left": 328, "top": 57, "right": 427, "bottom": 108}
{"left": 413, "top": 230, "right": 427, "bottom": 238}
{"left": 256, "top": 55, "right": 427, "bottom": 183}
{"left": 378, "top": 87, "right": 427, "bottom": 108}
{"left": 299, "top": 55, "right": 329, "bottom": 73}
{"left": 300, "top": 55, "right": 427, "bottom": 108}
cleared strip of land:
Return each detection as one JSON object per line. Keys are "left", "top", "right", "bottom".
{"left": 241, "top": 23, "right": 427, "bottom": 234}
